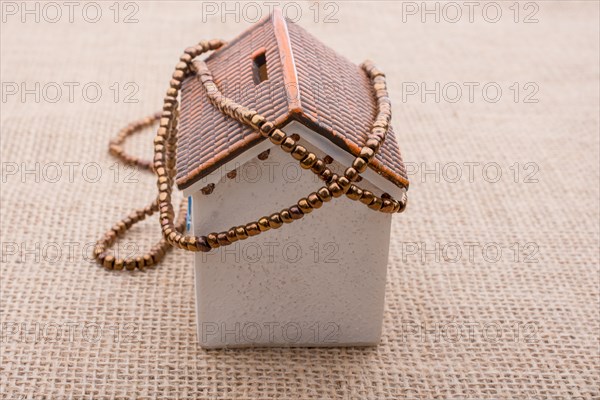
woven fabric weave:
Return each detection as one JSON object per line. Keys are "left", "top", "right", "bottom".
{"left": 1, "top": 2, "right": 598, "bottom": 399}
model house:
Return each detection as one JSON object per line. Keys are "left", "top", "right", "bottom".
{"left": 176, "top": 9, "right": 409, "bottom": 347}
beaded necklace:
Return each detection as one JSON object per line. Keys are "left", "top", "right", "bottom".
{"left": 93, "top": 39, "right": 407, "bottom": 271}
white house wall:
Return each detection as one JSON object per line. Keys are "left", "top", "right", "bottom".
{"left": 191, "top": 131, "right": 393, "bottom": 348}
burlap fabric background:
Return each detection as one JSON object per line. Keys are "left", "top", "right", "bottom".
{"left": 1, "top": 1, "right": 598, "bottom": 399}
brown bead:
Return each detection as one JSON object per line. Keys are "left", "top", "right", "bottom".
{"left": 311, "top": 160, "right": 326, "bottom": 174}
{"left": 280, "top": 137, "right": 296, "bottom": 152}
{"left": 96, "top": 251, "right": 107, "bottom": 264}
{"left": 185, "top": 46, "right": 200, "bottom": 57}
{"left": 170, "top": 79, "right": 181, "bottom": 90}
{"left": 217, "top": 232, "right": 231, "bottom": 246}
{"left": 94, "top": 246, "right": 106, "bottom": 257}
{"left": 290, "top": 133, "right": 301, "bottom": 141}
{"left": 209, "top": 39, "right": 223, "bottom": 49}
{"left": 158, "top": 192, "right": 170, "bottom": 202}
{"left": 105, "top": 231, "right": 116, "bottom": 244}
{"left": 257, "top": 217, "right": 271, "bottom": 232}
{"left": 373, "top": 120, "right": 388, "bottom": 130}
{"left": 317, "top": 187, "right": 332, "bottom": 202}
{"left": 109, "top": 144, "right": 121, "bottom": 155}
{"left": 291, "top": 145, "right": 307, "bottom": 161}
{"left": 103, "top": 255, "right": 115, "bottom": 270}
{"left": 242, "top": 109, "right": 256, "bottom": 123}
{"left": 251, "top": 114, "right": 266, "bottom": 128}
{"left": 180, "top": 53, "right": 192, "bottom": 63}
{"left": 223, "top": 229, "right": 237, "bottom": 243}
{"left": 374, "top": 82, "right": 386, "bottom": 91}
{"left": 360, "top": 190, "right": 375, "bottom": 205}
{"left": 368, "top": 196, "right": 383, "bottom": 211}
{"left": 359, "top": 147, "right": 375, "bottom": 161}
{"left": 338, "top": 176, "right": 351, "bottom": 191}
{"left": 320, "top": 169, "right": 333, "bottom": 183}
{"left": 207, "top": 233, "right": 220, "bottom": 248}
{"left": 183, "top": 236, "right": 198, "bottom": 252}
{"left": 371, "top": 127, "right": 386, "bottom": 140}
{"left": 289, "top": 206, "right": 304, "bottom": 220}
{"left": 371, "top": 68, "right": 385, "bottom": 78}
{"left": 323, "top": 155, "right": 334, "bottom": 164}
{"left": 114, "top": 258, "right": 124, "bottom": 271}
{"left": 198, "top": 40, "right": 209, "bottom": 51}
{"left": 163, "top": 227, "right": 173, "bottom": 238}
{"left": 152, "top": 243, "right": 165, "bottom": 261}
{"left": 381, "top": 199, "right": 395, "bottom": 213}
{"left": 125, "top": 258, "right": 136, "bottom": 271}
{"left": 328, "top": 182, "right": 344, "bottom": 198}
{"left": 159, "top": 204, "right": 172, "bottom": 215}
{"left": 135, "top": 256, "right": 145, "bottom": 270}
{"left": 378, "top": 95, "right": 391, "bottom": 104}
{"left": 298, "top": 198, "right": 313, "bottom": 214}
{"left": 226, "top": 170, "right": 237, "bottom": 179}
{"left": 233, "top": 106, "right": 245, "bottom": 120}
{"left": 398, "top": 193, "right": 408, "bottom": 213}
{"left": 269, "top": 129, "right": 286, "bottom": 145}
{"left": 156, "top": 128, "right": 168, "bottom": 139}
{"left": 300, "top": 153, "right": 317, "bottom": 168}
{"left": 235, "top": 226, "right": 249, "bottom": 240}
{"left": 208, "top": 39, "right": 223, "bottom": 49}
{"left": 246, "top": 223, "right": 261, "bottom": 236}
{"left": 346, "top": 185, "right": 363, "bottom": 200}
{"left": 143, "top": 254, "right": 154, "bottom": 267}
{"left": 174, "top": 234, "right": 184, "bottom": 248}
{"left": 166, "top": 88, "right": 178, "bottom": 98}
{"left": 172, "top": 70, "right": 185, "bottom": 81}
{"left": 307, "top": 193, "right": 323, "bottom": 209}
{"left": 112, "top": 221, "right": 126, "bottom": 234}
{"left": 269, "top": 214, "right": 283, "bottom": 229}
{"left": 352, "top": 158, "right": 368, "bottom": 173}
{"left": 280, "top": 209, "right": 293, "bottom": 223}
{"left": 345, "top": 167, "right": 359, "bottom": 181}
{"left": 149, "top": 249, "right": 160, "bottom": 264}
{"left": 155, "top": 167, "right": 166, "bottom": 177}
{"left": 260, "top": 122, "right": 275, "bottom": 137}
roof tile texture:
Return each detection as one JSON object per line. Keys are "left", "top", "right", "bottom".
{"left": 176, "top": 13, "right": 408, "bottom": 190}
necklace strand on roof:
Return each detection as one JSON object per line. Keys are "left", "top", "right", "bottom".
{"left": 93, "top": 39, "right": 407, "bottom": 271}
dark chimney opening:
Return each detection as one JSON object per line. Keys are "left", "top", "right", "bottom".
{"left": 252, "top": 51, "right": 268, "bottom": 85}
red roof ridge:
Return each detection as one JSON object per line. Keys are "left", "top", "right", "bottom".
{"left": 272, "top": 8, "right": 302, "bottom": 115}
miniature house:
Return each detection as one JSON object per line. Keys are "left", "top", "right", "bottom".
{"left": 176, "top": 10, "right": 408, "bottom": 348}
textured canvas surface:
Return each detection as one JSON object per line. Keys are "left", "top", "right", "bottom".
{"left": 1, "top": 2, "right": 598, "bottom": 399}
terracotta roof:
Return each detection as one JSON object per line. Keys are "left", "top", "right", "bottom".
{"left": 176, "top": 10, "right": 408, "bottom": 191}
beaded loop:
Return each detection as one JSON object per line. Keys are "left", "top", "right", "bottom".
{"left": 93, "top": 39, "right": 407, "bottom": 270}
{"left": 94, "top": 199, "right": 188, "bottom": 270}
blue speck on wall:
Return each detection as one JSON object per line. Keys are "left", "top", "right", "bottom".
{"left": 187, "top": 196, "right": 192, "bottom": 231}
